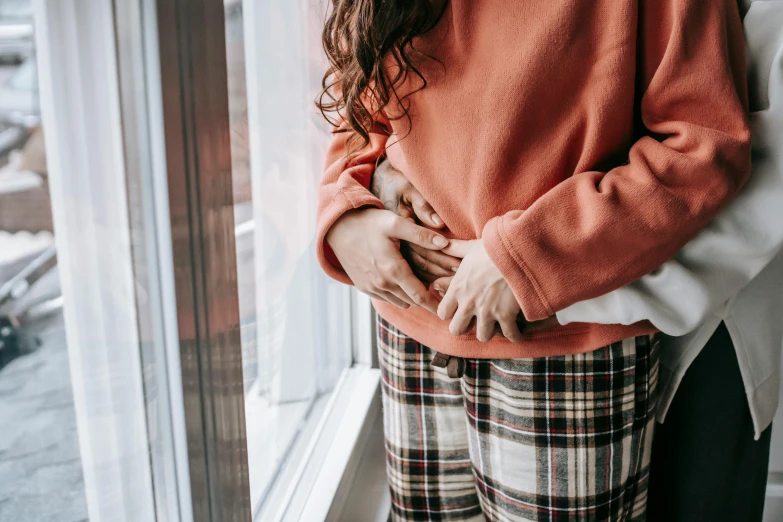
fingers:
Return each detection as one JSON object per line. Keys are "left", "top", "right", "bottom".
{"left": 380, "top": 280, "right": 422, "bottom": 308}
{"left": 375, "top": 160, "right": 443, "bottom": 229}
{"left": 497, "top": 315, "right": 524, "bottom": 343}
{"left": 393, "top": 262, "right": 440, "bottom": 313}
{"left": 441, "top": 239, "right": 476, "bottom": 258}
{"left": 363, "top": 289, "right": 408, "bottom": 309}
{"left": 407, "top": 263, "right": 440, "bottom": 285}
{"left": 437, "top": 288, "right": 459, "bottom": 321}
{"left": 522, "top": 315, "right": 560, "bottom": 333}
{"left": 409, "top": 244, "right": 460, "bottom": 272}
{"left": 431, "top": 276, "right": 453, "bottom": 297}
{"left": 365, "top": 267, "right": 429, "bottom": 310}
{"left": 448, "top": 311, "right": 523, "bottom": 342}
{"left": 373, "top": 290, "right": 412, "bottom": 310}
{"left": 449, "top": 308, "right": 474, "bottom": 336}
{"left": 400, "top": 245, "right": 439, "bottom": 284}
{"left": 407, "top": 188, "right": 444, "bottom": 228}
{"left": 406, "top": 248, "right": 455, "bottom": 279}
{"left": 408, "top": 265, "right": 440, "bottom": 285}
{"left": 398, "top": 206, "right": 415, "bottom": 222}
{"left": 385, "top": 215, "right": 449, "bottom": 250}
{"left": 475, "top": 315, "right": 497, "bottom": 342}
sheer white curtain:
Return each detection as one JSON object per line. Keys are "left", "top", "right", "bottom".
{"left": 237, "top": 0, "right": 355, "bottom": 515}
{"left": 33, "top": 0, "right": 187, "bottom": 520}
{"left": 241, "top": 0, "right": 349, "bottom": 405}
{"left": 34, "top": 0, "right": 155, "bottom": 519}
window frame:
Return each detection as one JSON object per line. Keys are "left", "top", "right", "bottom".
{"left": 151, "top": 0, "right": 252, "bottom": 519}
{"left": 236, "top": 0, "right": 384, "bottom": 519}
{"left": 35, "top": 0, "right": 383, "bottom": 519}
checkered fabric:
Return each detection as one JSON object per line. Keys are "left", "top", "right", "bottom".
{"left": 378, "top": 316, "right": 659, "bottom": 522}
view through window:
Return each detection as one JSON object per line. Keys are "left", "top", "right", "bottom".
{"left": 224, "top": 0, "right": 354, "bottom": 518}
{"left": 1, "top": 0, "right": 366, "bottom": 520}
{"left": 0, "top": 1, "right": 85, "bottom": 519}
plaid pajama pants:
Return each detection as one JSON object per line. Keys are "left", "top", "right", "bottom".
{"left": 378, "top": 317, "right": 659, "bottom": 522}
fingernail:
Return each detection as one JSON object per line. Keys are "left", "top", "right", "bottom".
{"left": 433, "top": 236, "right": 448, "bottom": 247}
{"left": 433, "top": 285, "right": 441, "bottom": 292}
{"left": 451, "top": 266, "right": 458, "bottom": 272}
{"left": 431, "top": 214, "right": 442, "bottom": 226}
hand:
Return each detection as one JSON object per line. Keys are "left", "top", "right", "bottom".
{"left": 371, "top": 159, "right": 461, "bottom": 283}
{"left": 433, "top": 273, "right": 560, "bottom": 336}
{"left": 436, "top": 240, "right": 524, "bottom": 342}
{"left": 326, "top": 207, "right": 449, "bottom": 313}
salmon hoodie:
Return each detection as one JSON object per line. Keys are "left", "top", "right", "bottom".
{"left": 315, "top": 0, "right": 752, "bottom": 359}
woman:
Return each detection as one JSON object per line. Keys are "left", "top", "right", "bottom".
{"left": 315, "top": 1, "right": 751, "bottom": 520}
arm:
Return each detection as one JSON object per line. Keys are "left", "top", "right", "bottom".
{"left": 315, "top": 120, "right": 451, "bottom": 313}
{"left": 557, "top": 0, "right": 783, "bottom": 336}
{"left": 315, "top": 123, "right": 388, "bottom": 285}
{"left": 483, "top": 0, "right": 752, "bottom": 322}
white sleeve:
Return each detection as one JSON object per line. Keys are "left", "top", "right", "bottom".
{"left": 556, "top": 1, "right": 783, "bottom": 336}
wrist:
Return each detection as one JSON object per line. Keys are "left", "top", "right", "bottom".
{"left": 326, "top": 206, "right": 381, "bottom": 247}
{"left": 326, "top": 208, "right": 358, "bottom": 248}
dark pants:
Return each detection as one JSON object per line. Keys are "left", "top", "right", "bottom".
{"left": 648, "top": 322, "right": 773, "bottom": 522}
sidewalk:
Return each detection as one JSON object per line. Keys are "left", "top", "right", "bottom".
{"left": 0, "top": 312, "right": 87, "bottom": 522}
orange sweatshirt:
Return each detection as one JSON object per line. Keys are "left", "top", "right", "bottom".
{"left": 316, "top": 0, "right": 751, "bottom": 359}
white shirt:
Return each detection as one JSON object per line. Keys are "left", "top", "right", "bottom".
{"left": 557, "top": 0, "right": 783, "bottom": 438}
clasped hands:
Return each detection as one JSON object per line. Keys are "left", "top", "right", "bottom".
{"left": 326, "top": 159, "right": 557, "bottom": 342}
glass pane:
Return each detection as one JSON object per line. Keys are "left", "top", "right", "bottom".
{"left": 0, "top": 1, "right": 182, "bottom": 520}
{"left": 224, "top": 0, "right": 353, "bottom": 517}
{"left": 0, "top": 10, "right": 85, "bottom": 520}
{"left": 0, "top": 0, "right": 32, "bottom": 19}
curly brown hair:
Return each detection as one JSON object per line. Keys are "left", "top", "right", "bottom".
{"left": 317, "top": 0, "right": 448, "bottom": 153}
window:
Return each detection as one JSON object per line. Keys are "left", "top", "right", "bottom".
{"left": 1, "top": 0, "right": 185, "bottom": 520}
{"left": 0, "top": 1, "right": 382, "bottom": 520}
{"left": 0, "top": 0, "right": 32, "bottom": 19}
{"left": 224, "top": 0, "right": 366, "bottom": 518}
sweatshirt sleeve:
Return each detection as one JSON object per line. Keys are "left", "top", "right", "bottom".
{"left": 556, "top": 0, "right": 783, "bottom": 336}
{"left": 482, "top": 0, "right": 752, "bottom": 321}
{"left": 315, "top": 123, "right": 388, "bottom": 285}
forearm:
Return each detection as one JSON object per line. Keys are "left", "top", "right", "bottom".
{"left": 483, "top": 0, "right": 751, "bottom": 321}
{"left": 557, "top": 190, "right": 783, "bottom": 336}
{"left": 316, "top": 128, "right": 387, "bottom": 284}
{"left": 557, "top": 133, "right": 783, "bottom": 336}
{"left": 557, "top": 0, "right": 783, "bottom": 335}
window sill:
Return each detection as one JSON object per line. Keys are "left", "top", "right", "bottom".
{"left": 252, "top": 364, "right": 381, "bottom": 522}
